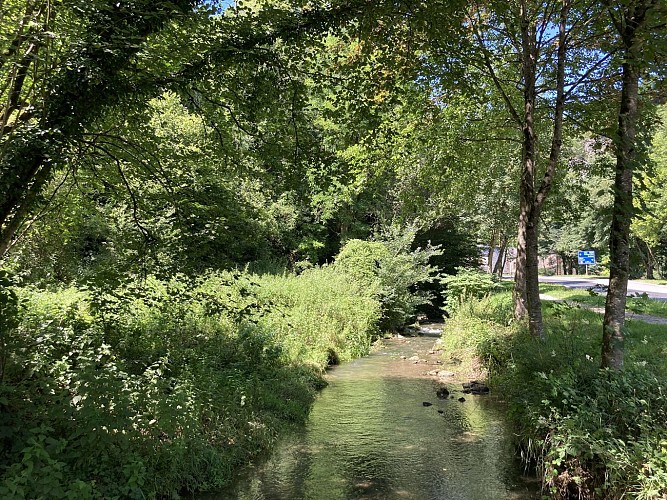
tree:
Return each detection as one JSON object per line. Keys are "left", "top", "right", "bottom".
{"left": 0, "top": 0, "right": 200, "bottom": 256}
{"left": 463, "top": 0, "right": 609, "bottom": 338}
{"left": 8, "top": 0, "right": 485, "bottom": 267}
{"left": 541, "top": 137, "right": 615, "bottom": 274}
{"left": 601, "top": 0, "right": 667, "bottom": 369}
{"left": 632, "top": 104, "right": 667, "bottom": 278}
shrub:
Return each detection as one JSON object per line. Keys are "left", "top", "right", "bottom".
{"left": 439, "top": 291, "right": 523, "bottom": 377}
{"left": 2, "top": 281, "right": 311, "bottom": 497}
{"left": 254, "top": 266, "right": 381, "bottom": 367}
{"left": 446, "top": 291, "right": 667, "bottom": 499}
{"left": 441, "top": 267, "right": 502, "bottom": 315}
{"left": 521, "top": 368, "right": 667, "bottom": 499}
{"left": 334, "top": 231, "right": 440, "bottom": 331}
{"left": 0, "top": 266, "right": 383, "bottom": 498}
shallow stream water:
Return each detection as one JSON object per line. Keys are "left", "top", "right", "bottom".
{"left": 214, "top": 328, "right": 538, "bottom": 499}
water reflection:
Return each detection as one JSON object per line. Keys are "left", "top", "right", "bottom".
{"left": 215, "top": 335, "right": 537, "bottom": 500}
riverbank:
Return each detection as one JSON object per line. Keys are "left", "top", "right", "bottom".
{"left": 442, "top": 290, "right": 667, "bottom": 498}
{"left": 1, "top": 238, "right": 441, "bottom": 497}
{"left": 0, "top": 268, "right": 381, "bottom": 498}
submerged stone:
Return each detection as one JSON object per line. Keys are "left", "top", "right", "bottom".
{"left": 436, "top": 387, "right": 450, "bottom": 399}
{"left": 462, "top": 381, "right": 490, "bottom": 395}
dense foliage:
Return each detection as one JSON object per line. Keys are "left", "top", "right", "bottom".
{"left": 334, "top": 230, "right": 441, "bottom": 331}
{"left": 1, "top": 0, "right": 666, "bottom": 497}
{"left": 440, "top": 268, "right": 501, "bottom": 315}
{"left": 441, "top": 283, "right": 667, "bottom": 498}
{"left": 0, "top": 266, "right": 381, "bottom": 497}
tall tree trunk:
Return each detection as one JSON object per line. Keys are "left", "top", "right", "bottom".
{"left": 515, "top": 0, "right": 569, "bottom": 339}
{"left": 644, "top": 240, "right": 655, "bottom": 279}
{"left": 473, "top": 0, "right": 569, "bottom": 334}
{"left": 602, "top": 61, "right": 640, "bottom": 369}
{"left": 493, "top": 233, "right": 508, "bottom": 275}
{"left": 601, "top": 0, "right": 655, "bottom": 369}
{"left": 514, "top": 0, "right": 537, "bottom": 324}
{"left": 634, "top": 237, "right": 654, "bottom": 279}
{"left": 514, "top": 223, "right": 529, "bottom": 318}
{"left": 525, "top": 208, "right": 544, "bottom": 337}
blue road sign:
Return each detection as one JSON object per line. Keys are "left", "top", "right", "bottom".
{"left": 578, "top": 250, "right": 596, "bottom": 265}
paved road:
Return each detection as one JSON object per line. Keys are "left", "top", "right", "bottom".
{"left": 538, "top": 275, "right": 667, "bottom": 301}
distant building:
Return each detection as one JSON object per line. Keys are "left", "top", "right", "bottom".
{"left": 482, "top": 247, "right": 575, "bottom": 276}
{"left": 481, "top": 246, "right": 517, "bottom": 276}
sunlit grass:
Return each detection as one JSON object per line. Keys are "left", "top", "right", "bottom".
{"left": 624, "top": 319, "right": 667, "bottom": 377}
{"left": 539, "top": 283, "right": 667, "bottom": 318}
{"left": 445, "top": 289, "right": 667, "bottom": 498}
{"left": 636, "top": 278, "right": 667, "bottom": 285}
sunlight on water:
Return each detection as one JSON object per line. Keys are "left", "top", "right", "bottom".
{"left": 214, "top": 334, "right": 538, "bottom": 500}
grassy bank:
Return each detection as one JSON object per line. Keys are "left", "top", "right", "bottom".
{"left": 0, "top": 267, "right": 381, "bottom": 498}
{"left": 441, "top": 286, "right": 667, "bottom": 499}
{"left": 540, "top": 283, "right": 667, "bottom": 318}
{"left": 637, "top": 279, "right": 667, "bottom": 286}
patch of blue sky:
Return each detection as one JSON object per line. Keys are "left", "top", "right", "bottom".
{"left": 198, "top": 0, "right": 235, "bottom": 14}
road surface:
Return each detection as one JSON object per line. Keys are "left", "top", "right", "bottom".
{"left": 538, "top": 275, "right": 667, "bottom": 301}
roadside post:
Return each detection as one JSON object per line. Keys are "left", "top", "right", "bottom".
{"left": 578, "top": 250, "right": 596, "bottom": 275}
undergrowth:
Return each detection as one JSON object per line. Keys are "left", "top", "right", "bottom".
{"left": 0, "top": 267, "right": 381, "bottom": 498}
{"left": 443, "top": 277, "right": 667, "bottom": 499}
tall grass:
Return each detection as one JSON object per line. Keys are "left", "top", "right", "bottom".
{"left": 443, "top": 288, "right": 667, "bottom": 499}
{"left": 0, "top": 267, "right": 381, "bottom": 498}
{"left": 256, "top": 267, "right": 381, "bottom": 367}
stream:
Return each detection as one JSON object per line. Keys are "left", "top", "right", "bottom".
{"left": 214, "top": 327, "right": 538, "bottom": 499}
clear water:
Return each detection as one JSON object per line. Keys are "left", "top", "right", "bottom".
{"left": 213, "top": 332, "right": 538, "bottom": 500}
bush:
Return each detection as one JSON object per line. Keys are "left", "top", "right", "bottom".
{"left": 446, "top": 291, "right": 667, "bottom": 499}
{"left": 334, "top": 230, "right": 440, "bottom": 331}
{"left": 256, "top": 266, "right": 381, "bottom": 367}
{"left": 522, "top": 368, "right": 667, "bottom": 499}
{"left": 441, "top": 267, "right": 502, "bottom": 315}
{"left": 439, "top": 291, "right": 523, "bottom": 376}
{"left": 411, "top": 216, "right": 481, "bottom": 315}
{"left": 0, "top": 266, "right": 382, "bottom": 498}
{"left": 333, "top": 239, "right": 388, "bottom": 291}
